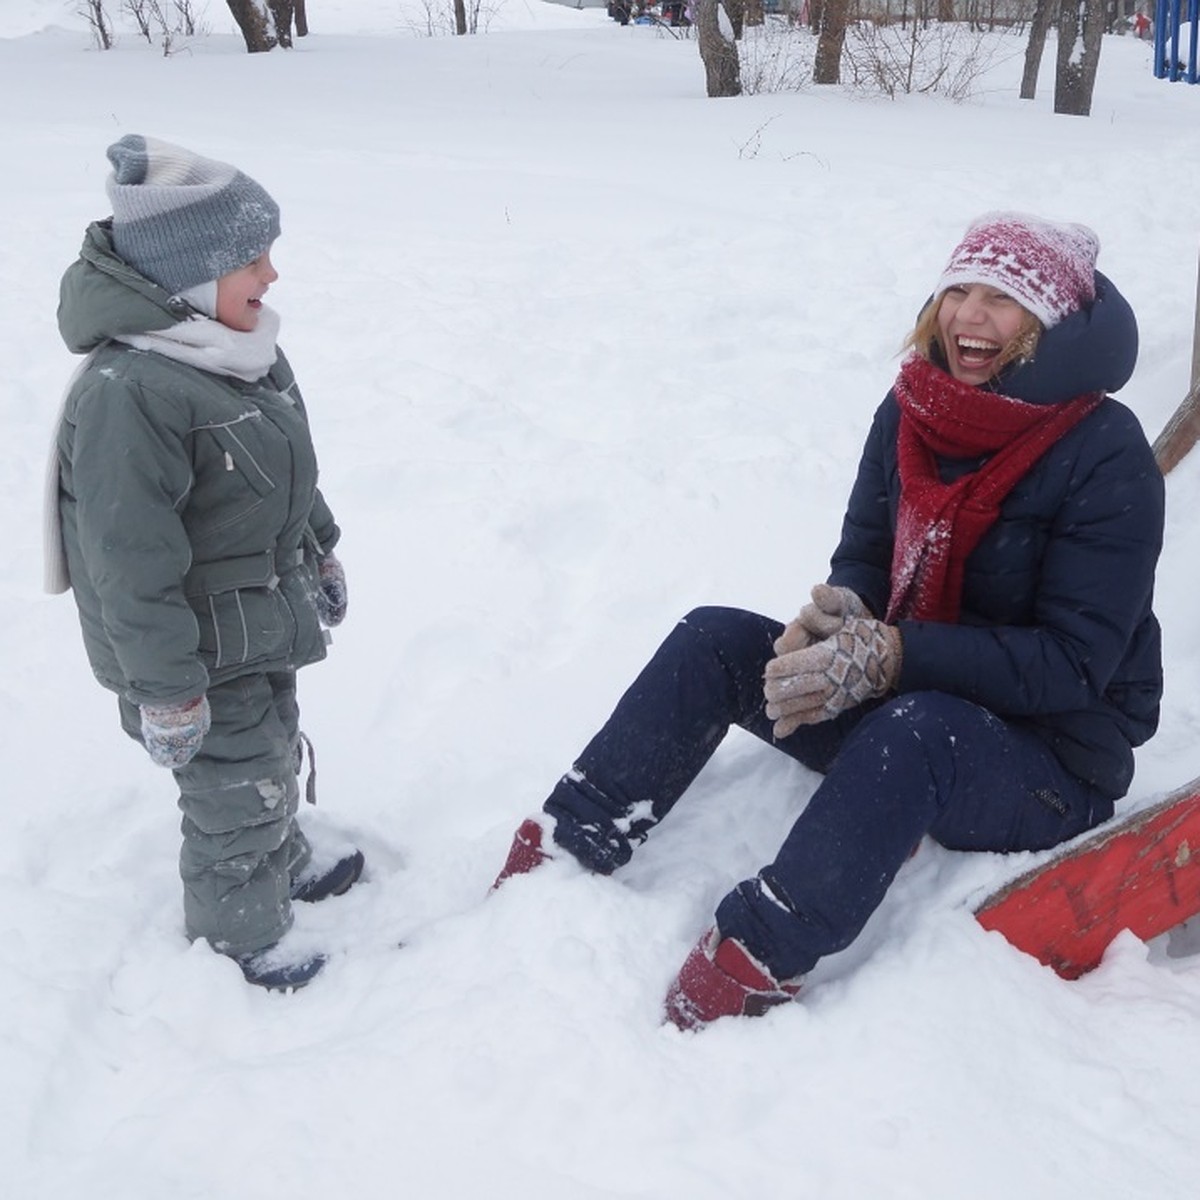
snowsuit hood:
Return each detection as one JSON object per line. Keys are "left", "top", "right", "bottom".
{"left": 58, "top": 219, "right": 193, "bottom": 353}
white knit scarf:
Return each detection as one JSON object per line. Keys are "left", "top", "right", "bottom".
{"left": 42, "top": 306, "right": 281, "bottom": 594}
{"left": 115, "top": 303, "right": 280, "bottom": 383}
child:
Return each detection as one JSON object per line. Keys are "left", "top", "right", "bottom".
{"left": 45, "top": 135, "right": 363, "bottom": 990}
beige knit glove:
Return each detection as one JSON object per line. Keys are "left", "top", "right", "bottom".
{"left": 773, "top": 584, "right": 866, "bottom": 655}
{"left": 764, "top": 616, "right": 902, "bottom": 737}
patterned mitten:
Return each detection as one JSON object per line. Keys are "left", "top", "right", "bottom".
{"left": 140, "top": 695, "right": 211, "bottom": 768}
{"left": 315, "top": 553, "right": 347, "bottom": 626}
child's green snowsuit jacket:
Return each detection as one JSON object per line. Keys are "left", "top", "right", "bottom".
{"left": 53, "top": 220, "right": 340, "bottom": 708}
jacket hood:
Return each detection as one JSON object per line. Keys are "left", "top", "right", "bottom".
{"left": 925, "top": 272, "right": 1139, "bottom": 406}
{"left": 993, "top": 272, "right": 1138, "bottom": 405}
{"left": 57, "top": 220, "right": 192, "bottom": 354}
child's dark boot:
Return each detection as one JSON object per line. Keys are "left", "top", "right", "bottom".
{"left": 235, "top": 944, "right": 326, "bottom": 992}
{"left": 291, "top": 848, "right": 365, "bottom": 903}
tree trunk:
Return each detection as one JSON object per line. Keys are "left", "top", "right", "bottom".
{"left": 724, "top": 0, "right": 746, "bottom": 39}
{"left": 938, "top": 0, "right": 955, "bottom": 20}
{"left": 294, "top": 0, "right": 308, "bottom": 37}
{"left": 454, "top": 0, "right": 467, "bottom": 33}
{"left": 813, "top": 0, "right": 850, "bottom": 83}
{"left": 1054, "top": 0, "right": 1106, "bottom": 115}
{"left": 268, "top": 0, "right": 294, "bottom": 47}
{"left": 225, "top": 0, "right": 279, "bottom": 51}
{"left": 745, "top": 0, "right": 765, "bottom": 27}
{"left": 695, "top": 0, "right": 743, "bottom": 96}
{"left": 1020, "top": 0, "right": 1055, "bottom": 99}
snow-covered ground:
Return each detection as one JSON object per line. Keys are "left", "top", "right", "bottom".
{"left": 5, "top": 3, "right": 1200, "bottom": 1196}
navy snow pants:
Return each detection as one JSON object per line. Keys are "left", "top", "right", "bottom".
{"left": 543, "top": 607, "right": 1111, "bottom": 981}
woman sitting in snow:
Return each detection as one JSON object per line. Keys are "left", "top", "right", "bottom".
{"left": 45, "top": 136, "right": 363, "bottom": 991}
{"left": 493, "top": 213, "right": 1164, "bottom": 1029}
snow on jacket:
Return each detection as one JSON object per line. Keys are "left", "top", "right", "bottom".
{"left": 828, "top": 273, "right": 1163, "bottom": 800}
{"left": 52, "top": 221, "right": 340, "bottom": 707}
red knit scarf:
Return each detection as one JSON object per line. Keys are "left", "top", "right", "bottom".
{"left": 886, "top": 354, "right": 1102, "bottom": 623}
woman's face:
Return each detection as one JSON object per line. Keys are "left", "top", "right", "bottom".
{"left": 215, "top": 248, "right": 278, "bottom": 332}
{"left": 936, "top": 283, "right": 1029, "bottom": 384}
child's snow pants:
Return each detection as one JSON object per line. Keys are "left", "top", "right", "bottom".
{"left": 543, "top": 606, "right": 1112, "bottom": 981}
{"left": 122, "top": 670, "right": 312, "bottom": 956}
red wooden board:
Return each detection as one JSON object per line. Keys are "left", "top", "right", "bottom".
{"left": 975, "top": 779, "right": 1200, "bottom": 979}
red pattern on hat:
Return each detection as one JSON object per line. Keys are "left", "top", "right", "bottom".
{"left": 936, "top": 213, "right": 1098, "bottom": 329}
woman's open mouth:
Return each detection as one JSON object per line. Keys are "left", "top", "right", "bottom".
{"left": 955, "top": 335, "right": 1000, "bottom": 370}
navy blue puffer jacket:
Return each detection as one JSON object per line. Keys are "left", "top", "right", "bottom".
{"left": 828, "top": 274, "right": 1163, "bottom": 800}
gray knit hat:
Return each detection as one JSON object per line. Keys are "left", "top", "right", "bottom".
{"left": 105, "top": 134, "right": 281, "bottom": 294}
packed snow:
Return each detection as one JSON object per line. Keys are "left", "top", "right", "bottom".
{"left": 4, "top": 3, "right": 1200, "bottom": 1196}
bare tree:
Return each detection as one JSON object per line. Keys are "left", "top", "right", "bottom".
{"left": 1054, "top": 0, "right": 1105, "bottom": 114}
{"left": 78, "top": 0, "right": 115, "bottom": 48}
{"left": 841, "top": 17, "right": 1000, "bottom": 98}
{"left": 813, "top": 0, "right": 850, "bottom": 83}
{"left": 176, "top": 0, "right": 202, "bottom": 34}
{"left": 124, "top": 0, "right": 204, "bottom": 49}
{"left": 1020, "top": 0, "right": 1056, "bottom": 98}
{"left": 695, "top": 0, "right": 742, "bottom": 96}
{"left": 125, "top": 0, "right": 155, "bottom": 39}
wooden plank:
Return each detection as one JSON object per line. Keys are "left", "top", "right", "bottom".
{"left": 1152, "top": 379, "right": 1200, "bottom": 474}
{"left": 975, "top": 780, "right": 1200, "bottom": 979}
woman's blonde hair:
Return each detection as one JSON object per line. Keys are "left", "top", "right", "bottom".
{"left": 904, "top": 291, "right": 1043, "bottom": 376}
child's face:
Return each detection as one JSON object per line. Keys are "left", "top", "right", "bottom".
{"left": 215, "top": 248, "right": 278, "bottom": 332}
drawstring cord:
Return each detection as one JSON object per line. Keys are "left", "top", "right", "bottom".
{"left": 297, "top": 730, "right": 318, "bottom": 805}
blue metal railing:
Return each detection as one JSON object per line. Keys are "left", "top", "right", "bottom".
{"left": 1155, "top": 0, "right": 1200, "bottom": 81}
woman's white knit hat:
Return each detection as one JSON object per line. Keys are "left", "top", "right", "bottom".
{"left": 936, "top": 212, "right": 1099, "bottom": 329}
{"left": 106, "top": 134, "right": 280, "bottom": 294}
